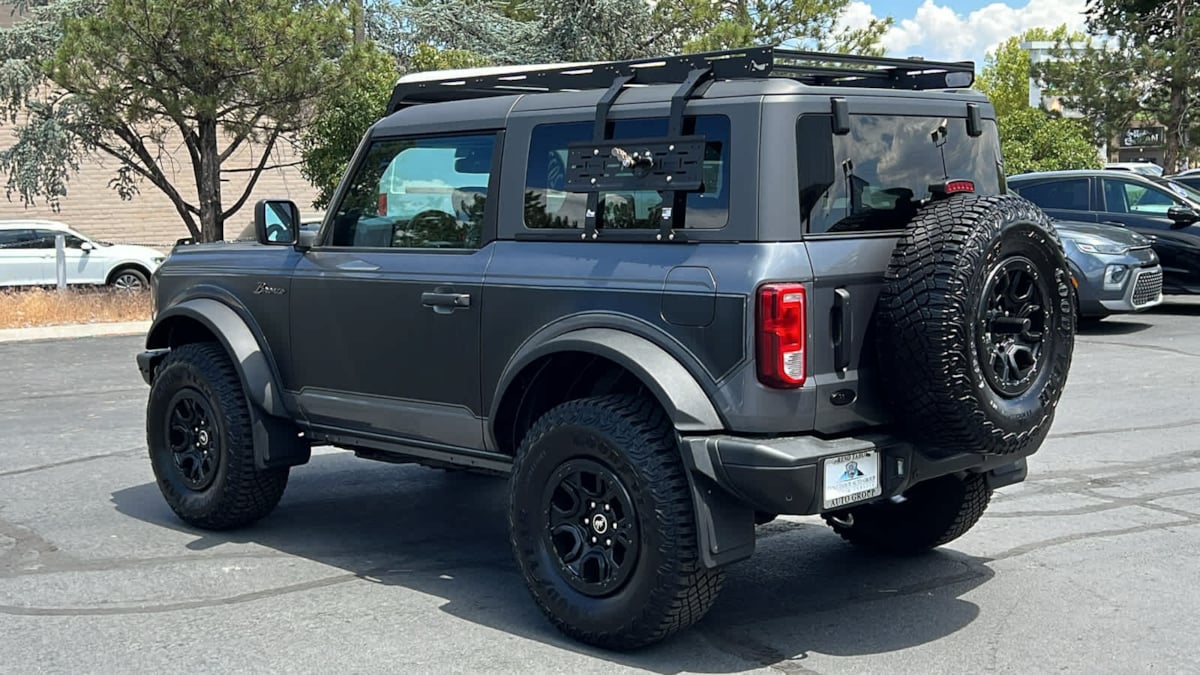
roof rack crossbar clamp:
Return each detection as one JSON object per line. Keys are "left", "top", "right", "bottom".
{"left": 658, "top": 67, "right": 714, "bottom": 241}
{"left": 584, "top": 74, "right": 634, "bottom": 239}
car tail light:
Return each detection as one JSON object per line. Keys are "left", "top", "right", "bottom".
{"left": 930, "top": 179, "right": 975, "bottom": 196}
{"left": 757, "top": 284, "right": 806, "bottom": 388}
{"left": 377, "top": 193, "right": 388, "bottom": 214}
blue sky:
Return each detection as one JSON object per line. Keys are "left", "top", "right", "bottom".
{"left": 842, "top": 0, "right": 1089, "bottom": 68}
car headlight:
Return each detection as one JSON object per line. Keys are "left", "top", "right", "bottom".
{"left": 1074, "top": 240, "right": 1130, "bottom": 255}
{"left": 1103, "top": 264, "right": 1130, "bottom": 291}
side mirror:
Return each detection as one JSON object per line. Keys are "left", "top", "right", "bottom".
{"left": 253, "top": 199, "right": 300, "bottom": 245}
{"left": 80, "top": 241, "right": 95, "bottom": 252}
{"left": 1167, "top": 205, "right": 1199, "bottom": 227}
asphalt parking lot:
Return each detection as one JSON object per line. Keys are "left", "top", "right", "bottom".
{"left": 3, "top": 300, "right": 1199, "bottom": 674}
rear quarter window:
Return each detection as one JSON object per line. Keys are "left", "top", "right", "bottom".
{"left": 524, "top": 115, "right": 731, "bottom": 230}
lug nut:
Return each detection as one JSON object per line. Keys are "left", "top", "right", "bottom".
{"left": 605, "top": 539, "right": 611, "bottom": 546}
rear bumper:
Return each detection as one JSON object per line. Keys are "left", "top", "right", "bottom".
{"left": 681, "top": 432, "right": 1028, "bottom": 517}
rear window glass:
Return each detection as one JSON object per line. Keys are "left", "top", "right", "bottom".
{"left": 524, "top": 115, "right": 730, "bottom": 230}
{"left": 803, "top": 115, "right": 1003, "bottom": 234}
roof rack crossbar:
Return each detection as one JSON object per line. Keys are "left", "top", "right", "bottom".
{"left": 385, "top": 46, "right": 975, "bottom": 113}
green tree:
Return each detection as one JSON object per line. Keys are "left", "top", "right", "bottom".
{"left": 299, "top": 42, "right": 490, "bottom": 208}
{"left": 405, "top": 0, "right": 666, "bottom": 62}
{"left": 654, "top": 0, "right": 893, "bottom": 55}
{"left": 998, "top": 108, "right": 1103, "bottom": 175}
{"left": 1037, "top": 0, "right": 1200, "bottom": 170}
{"left": 0, "top": 0, "right": 352, "bottom": 242}
{"left": 976, "top": 26, "right": 1101, "bottom": 175}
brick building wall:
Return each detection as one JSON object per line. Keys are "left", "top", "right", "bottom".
{"left": 0, "top": 2, "right": 320, "bottom": 247}
{"left": 0, "top": 123, "right": 320, "bottom": 248}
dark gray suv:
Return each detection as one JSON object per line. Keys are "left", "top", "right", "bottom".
{"left": 137, "top": 47, "right": 1075, "bottom": 649}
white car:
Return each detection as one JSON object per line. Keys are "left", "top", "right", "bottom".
{"left": 0, "top": 220, "right": 166, "bottom": 290}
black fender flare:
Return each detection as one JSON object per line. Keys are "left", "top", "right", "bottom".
{"left": 490, "top": 326, "right": 725, "bottom": 439}
{"left": 145, "top": 298, "right": 308, "bottom": 469}
{"left": 147, "top": 298, "right": 285, "bottom": 417}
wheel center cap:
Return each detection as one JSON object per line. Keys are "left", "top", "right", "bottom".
{"left": 591, "top": 513, "right": 609, "bottom": 535}
{"left": 197, "top": 429, "right": 210, "bottom": 446}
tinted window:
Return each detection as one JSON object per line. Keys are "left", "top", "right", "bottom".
{"left": 524, "top": 115, "right": 730, "bottom": 230}
{"left": 804, "top": 116, "right": 1003, "bottom": 234}
{"left": 1101, "top": 178, "right": 1179, "bottom": 215}
{"left": 327, "top": 133, "right": 496, "bottom": 249}
{"left": 0, "top": 229, "right": 34, "bottom": 249}
{"left": 31, "top": 230, "right": 79, "bottom": 248}
{"left": 1014, "top": 179, "right": 1091, "bottom": 211}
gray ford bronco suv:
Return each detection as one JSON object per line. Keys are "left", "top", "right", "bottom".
{"left": 137, "top": 47, "right": 1075, "bottom": 649}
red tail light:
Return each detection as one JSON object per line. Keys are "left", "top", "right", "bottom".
{"left": 757, "top": 284, "right": 806, "bottom": 388}
{"left": 377, "top": 193, "right": 388, "bottom": 215}
{"left": 945, "top": 180, "right": 975, "bottom": 193}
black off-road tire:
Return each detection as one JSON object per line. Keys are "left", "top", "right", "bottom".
{"left": 877, "top": 193, "right": 1075, "bottom": 456}
{"left": 822, "top": 473, "right": 991, "bottom": 555}
{"left": 508, "top": 394, "right": 723, "bottom": 650}
{"left": 146, "top": 342, "right": 289, "bottom": 530}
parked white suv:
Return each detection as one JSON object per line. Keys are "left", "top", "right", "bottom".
{"left": 0, "top": 220, "right": 165, "bottom": 290}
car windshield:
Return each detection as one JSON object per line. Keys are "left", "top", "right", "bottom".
{"left": 1151, "top": 177, "right": 1200, "bottom": 206}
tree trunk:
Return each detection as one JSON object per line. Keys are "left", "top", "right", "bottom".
{"left": 1165, "top": 0, "right": 1186, "bottom": 171}
{"left": 197, "top": 119, "right": 224, "bottom": 242}
{"left": 351, "top": 0, "right": 366, "bottom": 44}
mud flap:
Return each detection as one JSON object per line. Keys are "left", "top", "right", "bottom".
{"left": 250, "top": 403, "right": 311, "bottom": 470}
{"left": 680, "top": 439, "right": 756, "bottom": 569}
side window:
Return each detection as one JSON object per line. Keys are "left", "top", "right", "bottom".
{"left": 327, "top": 133, "right": 496, "bottom": 249}
{"left": 1121, "top": 181, "right": 1176, "bottom": 214}
{"left": 30, "top": 230, "right": 64, "bottom": 249}
{"left": 0, "top": 229, "right": 34, "bottom": 249}
{"left": 524, "top": 115, "right": 731, "bottom": 230}
{"left": 1014, "top": 179, "right": 1091, "bottom": 211}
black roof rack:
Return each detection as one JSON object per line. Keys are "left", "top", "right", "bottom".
{"left": 385, "top": 46, "right": 976, "bottom": 114}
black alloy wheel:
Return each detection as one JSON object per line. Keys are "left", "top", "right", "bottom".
{"left": 977, "top": 256, "right": 1051, "bottom": 398}
{"left": 165, "top": 389, "right": 221, "bottom": 491}
{"left": 542, "top": 458, "right": 640, "bottom": 597}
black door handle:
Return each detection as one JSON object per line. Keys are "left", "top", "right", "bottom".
{"left": 833, "top": 287, "right": 852, "bottom": 374}
{"left": 421, "top": 291, "right": 471, "bottom": 308}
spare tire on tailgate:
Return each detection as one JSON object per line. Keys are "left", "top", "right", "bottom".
{"left": 877, "top": 193, "right": 1075, "bottom": 456}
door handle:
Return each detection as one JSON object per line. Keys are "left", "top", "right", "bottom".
{"left": 833, "top": 287, "right": 853, "bottom": 374}
{"left": 1102, "top": 220, "right": 1127, "bottom": 227}
{"left": 336, "top": 260, "right": 380, "bottom": 272}
{"left": 421, "top": 291, "right": 471, "bottom": 308}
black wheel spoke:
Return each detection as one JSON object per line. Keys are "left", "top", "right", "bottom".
{"left": 541, "top": 458, "right": 639, "bottom": 597}
{"left": 977, "top": 257, "right": 1051, "bottom": 398}
{"left": 164, "top": 388, "right": 221, "bottom": 491}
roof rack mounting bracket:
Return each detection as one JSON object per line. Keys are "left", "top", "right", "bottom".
{"left": 966, "top": 103, "right": 983, "bottom": 137}
{"left": 831, "top": 97, "right": 850, "bottom": 135}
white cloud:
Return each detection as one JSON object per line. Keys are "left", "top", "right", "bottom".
{"left": 839, "top": 1, "right": 880, "bottom": 32}
{"left": 853, "top": 0, "right": 1089, "bottom": 65}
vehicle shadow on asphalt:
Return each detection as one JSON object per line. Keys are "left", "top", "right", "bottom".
{"left": 111, "top": 452, "right": 995, "bottom": 672}
{"left": 1076, "top": 319, "right": 1153, "bottom": 336}
{"left": 1146, "top": 299, "right": 1200, "bottom": 317}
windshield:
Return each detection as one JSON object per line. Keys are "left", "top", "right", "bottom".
{"left": 1150, "top": 176, "right": 1200, "bottom": 206}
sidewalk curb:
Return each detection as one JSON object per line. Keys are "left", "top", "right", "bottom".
{"left": 0, "top": 321, "right": 151, "bottom": 344}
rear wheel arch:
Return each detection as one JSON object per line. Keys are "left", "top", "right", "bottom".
{"left": 490, "top": 328, "right": 724, "bottom": 455}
